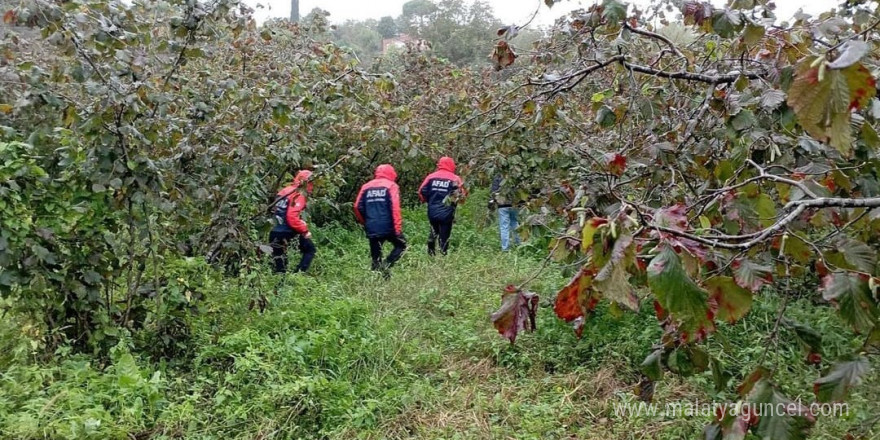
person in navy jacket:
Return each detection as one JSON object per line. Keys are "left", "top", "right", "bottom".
{"left": 269, "top": 170, "right": 316, "bottom": 273}
{"left": 418, "top": 157, "right": 467, "bottom": 255}
{"left": 354, "top": 164, "right": 407, "bottom": 275}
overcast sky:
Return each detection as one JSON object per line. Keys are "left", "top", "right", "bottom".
{"left": 242, "top": 0, "right": 834, "bottom": 27}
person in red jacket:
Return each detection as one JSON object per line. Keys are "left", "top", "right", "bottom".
{"left": 354, "top": 164, "right": 406, "bottom": 276}
{"left": 269, "top": 170, "right": 316, "bottom": 273}
{"left": 418, "top": 156, "right": 466, "bottom": 255}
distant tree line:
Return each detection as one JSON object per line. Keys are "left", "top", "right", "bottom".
{"left": 313, "top": 0, "right": 542, "bottom": 68}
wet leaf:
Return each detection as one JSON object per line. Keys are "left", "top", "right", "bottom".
{"left": 489, "top": 41, "right": 517, "bottom": 71}
{"left": 814, "top": 355, "right": 870, "bottom": 402}
{"left": 732, "top": 258, "right": 773, "bottom": 292}
{"left": 821, "top": 272, "right": 879, "bottom": 333}
{"left": 760, "top": 89, "right": 786, "bottom": 110}
{"left": 641, "top": 348, "right": 664, "bottom": 381}
{"left": 648, "top": 245, "right": 714, "bottom": 341}
{"left": 595, "top": 234, "right": 639, "bottom": 311}
{"left": 828, "top": 40, "right": 869, "bottom": 70}
{"left": 705, "top": 276, "right": 753, "bottom": 323}
{"left": 491, "top": 286, "right": 539, "bottom": 343}
{"left": 748, "top": 379, "right": 815, "bottom": 440}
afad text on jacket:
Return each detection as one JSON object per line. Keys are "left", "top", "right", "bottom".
{"left": 354, "top": 164, "right": 403, "bottom": 238}
{"left": 418, "top": 157, "right": 465, "bottom": 222}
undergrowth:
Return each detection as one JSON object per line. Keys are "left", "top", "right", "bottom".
{"left": 1, "top": 193, "right": 877, "bottom": 439}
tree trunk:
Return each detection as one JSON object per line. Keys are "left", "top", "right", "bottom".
{"left": 290, "top": 0, "right": 299, "bottom": 22}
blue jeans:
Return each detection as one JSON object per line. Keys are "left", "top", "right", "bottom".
{"left": 498, "top": 207, "right": 520, "bottom": 251}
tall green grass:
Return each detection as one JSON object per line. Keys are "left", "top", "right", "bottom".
{"left": 0, "top": 192, "right": 877, "bottom": 439}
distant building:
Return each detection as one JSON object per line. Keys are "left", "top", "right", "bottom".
{"left": 381, "top": 34, "right": 414, "bottom": 53}
{"left": 381, "top": 34, "right": 431, "bottom": 54}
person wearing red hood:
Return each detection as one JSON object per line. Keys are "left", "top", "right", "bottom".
{"left": 269, "top": 170, "right": 316, "bottom": 273}
{"left": 354, "top": 164, "right": 407, "bottom": 275}
{"left": 418, "top": 157, "right": 466, "bottom": 255}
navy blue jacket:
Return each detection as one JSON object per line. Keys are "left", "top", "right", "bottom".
{"left": 354, "top": 165, "right": 403, "bottom": 238}
{"left": 419, "top": 157, "right": 465, "bottom": 222}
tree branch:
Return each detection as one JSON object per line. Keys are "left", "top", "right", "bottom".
{"left": 623, "top": 22, "right": 689, "bottom": 69}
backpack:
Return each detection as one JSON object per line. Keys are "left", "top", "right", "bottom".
{"left": 272, "top": 190, "right": 298, "bottom": 227}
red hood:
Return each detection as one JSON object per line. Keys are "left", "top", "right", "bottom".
{"left": 375, "top": 164, "right": 397, "bottom": 181}
{"left": 279, "top": 169, "right": 313, "bottom": 195}
{"left": 293, "top": 170, "right": 313, "bottom": 186}
{"left": 437, "top": 156, "right": 456, "bottom": 173}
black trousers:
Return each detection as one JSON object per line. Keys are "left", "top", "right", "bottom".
{"left": 428, "top": 218, "right": 453, "bottom": 255}
{"left": 269, "top": 229, "right": 316, "bottom": 273}
{"left": 369, "top": 234, "right": 407, "bottom": 270}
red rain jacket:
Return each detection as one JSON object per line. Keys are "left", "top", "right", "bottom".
{"left": 274, "top": 170, "right": 312, "bottom": 234}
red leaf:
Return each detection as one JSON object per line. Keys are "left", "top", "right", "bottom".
{"left": 732, "top": 258, "right": 773, "bottom": 292}
{"left": 554, "top": 270, "right": 588, "bottom": 322}
{"left": 604, "top": 152, "right": 627, "bottom": 176}
{"left": 2, "top": 10, "right": 14, "bottom": 24}
{"left": 491, "top": 287, "right": 539, "bottom": 344}
{"left": 652, "top": 204, "right": 689, "bottom": 230}
{"left": 554, "top": 268, "right": 599, "bottom": 338}
{"left": 737, "top": 366, "right": 770, "bottom": 397}
{"left": 653, "top": 300, "right": 668, "bottom": 320}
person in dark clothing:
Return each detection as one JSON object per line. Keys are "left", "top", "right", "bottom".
{"left": 269, "top": 170, "right": 316, "bottom": 273}
{"left": 490, "top": 174, "right": 520, "bottom": 251}
{"left": 354, "top": 164, "right": 407, "bottom": 276}
{"left": 418, "top": 157, "right": 466, "bottom": 255}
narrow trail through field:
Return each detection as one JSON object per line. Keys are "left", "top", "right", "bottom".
{"left": 236, "top": 197, "right": 681, "bottom": 439}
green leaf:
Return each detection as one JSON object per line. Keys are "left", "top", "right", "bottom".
{"left": 596, "top": 105, "right": 617, "bottom": 128}
{"left": 821, "top": 272, "right": 879, "bottom": 333}
{"left": 753, "top": 194, "right": 776, "bottom": 228}
{"left": 782, "top": 319, "right": 823, "bottom": 353}
{"left": 788, "top": 58, "right": 877, "bottom": 154}
{"left": 668, "top": 346, "right": 709, "bottom": 376}
{"left": 705, "top": 276, "right": 753, "bottom": 323}
{"left": 742, "top": 23, "right": 765, "bottom": 46}
{"left": 837, "top": 238, "right": 876, "bottom": 272}
{"left": 863, "top": 326, "right": 880, "bottom": 351}
{"left": 814, "top": 355, "right": 870, "bottom": 402}
{"left": 861, "top": 121, "right": 879, "bottom": 150}
{"left": 730, "top": 109, "right": 756, "bottom": 131}
{"left": 602, "top": 0, "right": 627, "bottom": 23}
{"left": 710, "top": 357, "right": 731, "bottom": 392}
{"left": 648, "top": 245, "right": 713, "bottom": 340}
{"left": 782, "top": 234, "right": 813, "bottom": 265}
{"left": 594, "top": 234, "right": 640, "bottom": 312}
{"left": 748, "top": 380, "right": 815, "bottom": 440}
{"left": 31, "top": 244, "right": 56, "bottom": 265}
{"left": 641, "top": 348, "right": 664, "bottom": 381}
{"left": 711, "top": 10, "right": 741, "bottom": 38}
